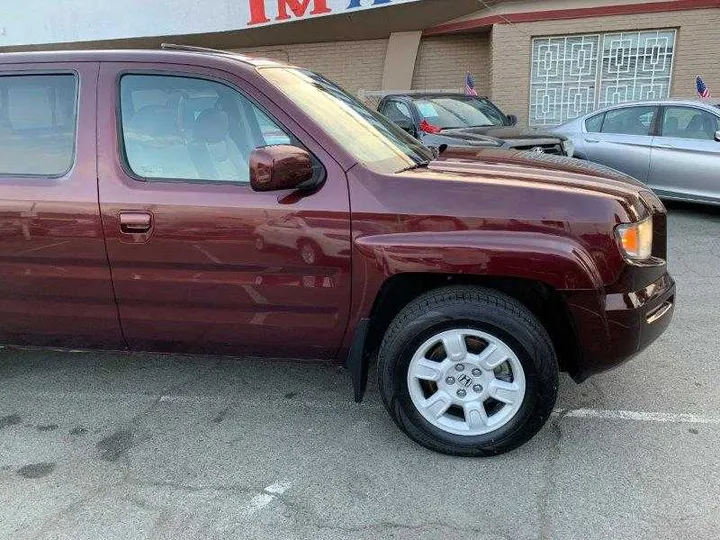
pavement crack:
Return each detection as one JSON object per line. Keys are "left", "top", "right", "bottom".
{"left": 268, "top": 493, "right": 513, "bottom": 538}
{"left": 131, "top": 357, "right": 224, "bottom": 427}
{"left": 31, "top": 483, "right": 120, "bottom": 539}
{"left": 310, "top": 520, "right": 512, "bottom": 537}
{"left": 93, "top": 357, "right": 225, "bottom": 470}
{"left": 125, "top": 479, "right": 260, "bottom": 495}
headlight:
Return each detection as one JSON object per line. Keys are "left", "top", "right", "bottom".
{"left": 561, "top": 139, "right": 575, "bottom": 157}
{"left": 615, "top": 217, "right": 653, "bottom": 260}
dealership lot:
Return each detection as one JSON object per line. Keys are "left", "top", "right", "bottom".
{"left": 0, "top": 202, "right": 718, "bottom": 540}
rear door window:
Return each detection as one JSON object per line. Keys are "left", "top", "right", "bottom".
{"left": 0, "top": 74, "right": 78, "bottom": 176}
{"left": 601, "top": 106, "right": 657, "bottom": 136}
{"left": 585, "top": 113, "right": 604, "bottom": 133}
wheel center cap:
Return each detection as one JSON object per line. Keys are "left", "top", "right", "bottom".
{"left": 456, "top": 373, "right": 474, "bottom": 388}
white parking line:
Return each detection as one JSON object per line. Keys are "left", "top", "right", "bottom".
{"left": 157, "top": 396, "right": 720, "bottom": 424}
{"left": 553, "top": 408, "right": 720, "bottom": 425}
{"left": 215, "top": 480, "right": 292, "bottom": 530}
{"left": 242, "top": 480, "right": 292, "bottom": 515}
{"left": 263, "top": 480, "right": 292, "bottom": 495}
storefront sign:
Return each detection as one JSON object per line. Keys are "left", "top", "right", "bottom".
{"left": 1, "top": 0, "right": 421, "bottom": 47}
{"left": 248, "top": 0, "right": 421, "bottom": 26}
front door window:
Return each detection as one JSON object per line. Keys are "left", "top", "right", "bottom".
{"left": 660, "top": 107, "right": 720, "bottom": 140}
{"left": 119, "top": 74, "right": 292, "bottom": 184}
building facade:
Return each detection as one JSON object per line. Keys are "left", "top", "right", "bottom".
{"left": 3, "top": 0, "right": 719, "bottom": 127}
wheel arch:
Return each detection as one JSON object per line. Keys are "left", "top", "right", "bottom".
{"left": 345, "top": 231, "right": 603, "bottom": 401}
{"left": 347, "top": 273, "right": 583, "bottom": 402}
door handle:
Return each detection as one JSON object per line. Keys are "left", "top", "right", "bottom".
{"left": 119, "top": 212, "right": 152, "bottom": 233}
{"left": 655, "top": 143, "right": 674, "bottom": 149}
{"left": 585, "top": 138, "right": 600, "bottom": 143}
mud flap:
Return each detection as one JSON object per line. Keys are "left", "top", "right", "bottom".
{"left": 345, "top": 318, "right": 370, "bottom": 403}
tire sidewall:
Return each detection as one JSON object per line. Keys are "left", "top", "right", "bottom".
{"left": 379, "top": 299, "right": 557, "bottom": 454}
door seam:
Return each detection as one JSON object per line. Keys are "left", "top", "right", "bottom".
{"left": 95, "top": 62, "right": 130, "bottom": 350}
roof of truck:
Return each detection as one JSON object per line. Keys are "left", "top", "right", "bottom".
{"left": 0, "top": 45, "right": 285, "bottom": 70}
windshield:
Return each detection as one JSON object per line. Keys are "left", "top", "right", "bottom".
{"left": 258, "top": 67, "right": 434, "bottom": 173}
{"left": 414, "top": 96, "right": 508, "bottom": 129}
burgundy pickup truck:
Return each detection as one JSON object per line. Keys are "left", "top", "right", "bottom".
{"left": 0, "top": 46, "right": 674, "bottom": 456}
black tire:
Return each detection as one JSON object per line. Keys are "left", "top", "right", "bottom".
{"left": 377, "top": 285, "right": 558, "bottom": 457}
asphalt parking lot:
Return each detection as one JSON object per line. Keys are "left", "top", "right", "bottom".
{"left": 1, "top": 202, "right": 719, "bottom": 540}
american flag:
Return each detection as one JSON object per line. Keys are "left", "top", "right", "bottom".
{"left": 465, "top": 72, "right": 478, "bottom": 96}
{"left": 696, "top": 76, "right": 711, "bottom": 99}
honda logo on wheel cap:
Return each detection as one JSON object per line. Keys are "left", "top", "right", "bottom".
{"left": 457, "top": 374, "right": 473, "bottom": 387}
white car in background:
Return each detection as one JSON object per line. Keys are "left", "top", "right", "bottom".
{"left": 554, "top": 100, "right": 720, "bottom": 205}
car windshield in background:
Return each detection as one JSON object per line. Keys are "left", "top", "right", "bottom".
{"left": 413, "top": 96, "right": 508, "bottom": 130}
{"left": 259, "top": 68, "right": 434, "bottom": 174}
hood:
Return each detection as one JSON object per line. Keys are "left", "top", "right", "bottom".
{"left": 410, "top": 147, "right": 651, "bottom": 218}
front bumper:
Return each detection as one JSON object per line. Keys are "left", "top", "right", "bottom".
{"left": 564, "top": 271, "right": 675, "bottom": 381}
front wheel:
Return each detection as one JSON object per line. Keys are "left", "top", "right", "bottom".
{"left": 377, "top": 286, "right": 558, "bottom": 456}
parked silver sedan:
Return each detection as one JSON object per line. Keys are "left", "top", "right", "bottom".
{"left": 554, "top": 100, "right": 720, "bottom": 205}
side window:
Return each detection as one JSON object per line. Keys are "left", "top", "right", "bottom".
{"left": 601, "top": 106, "right": 657, "bottom": 136}
{"left": 253, "top": 107, "right": 292, "bottom": 146}
{"left": 382, "top": 100, "right": 413, "bottom": 123}
{"left": 0, "top": 74, "right": 77, "bottom": 176}
{"left": 661, "top": 107, "right": 719, "bottom": 140}
{"left": 119, "top": 74, "right": 292, "bottom": 183}
{"left": 585, "top": 113, "right": 604, "bottom": 133}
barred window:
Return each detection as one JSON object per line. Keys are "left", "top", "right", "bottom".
{"left": 530, "top": 30, "right": 676, "bottom": 127}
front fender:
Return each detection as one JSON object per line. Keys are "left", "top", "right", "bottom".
{"left": 354, "top": 230, "right": 603, "bottom": 292}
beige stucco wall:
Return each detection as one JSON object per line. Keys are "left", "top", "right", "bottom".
{"left": 488, "top": 7, "right": 720, "bottom": 126}
{"left": 235, "top": 34, "right": 492, "bottom": 97}
{"left": 234, "top": 39, "right": 388, "bottom": 95}
{"left": 411, "top": 34, "right": 491, "bottom": 95}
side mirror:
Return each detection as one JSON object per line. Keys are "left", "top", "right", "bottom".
{"left": 715, "top": 131, "right": 720, "bottom": 142}
{"left": 250, "top": 145, "right": 314, "bottom": 192}
{"left": 393, "top": 116, "right": 418, "bottom": 137}
{"left": 507, "top": 114, "right": 518, "bottom": 126}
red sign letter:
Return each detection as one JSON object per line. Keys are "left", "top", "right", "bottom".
{"left": 276, "top": 0, "right": 331, "bottom": 21}
{"left": 248, "top": 0, "right": 271, "bottom": 25}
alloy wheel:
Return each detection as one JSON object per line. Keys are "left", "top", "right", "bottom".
{"left": 406, "top": 328, "right": 526, "bottom": 436}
